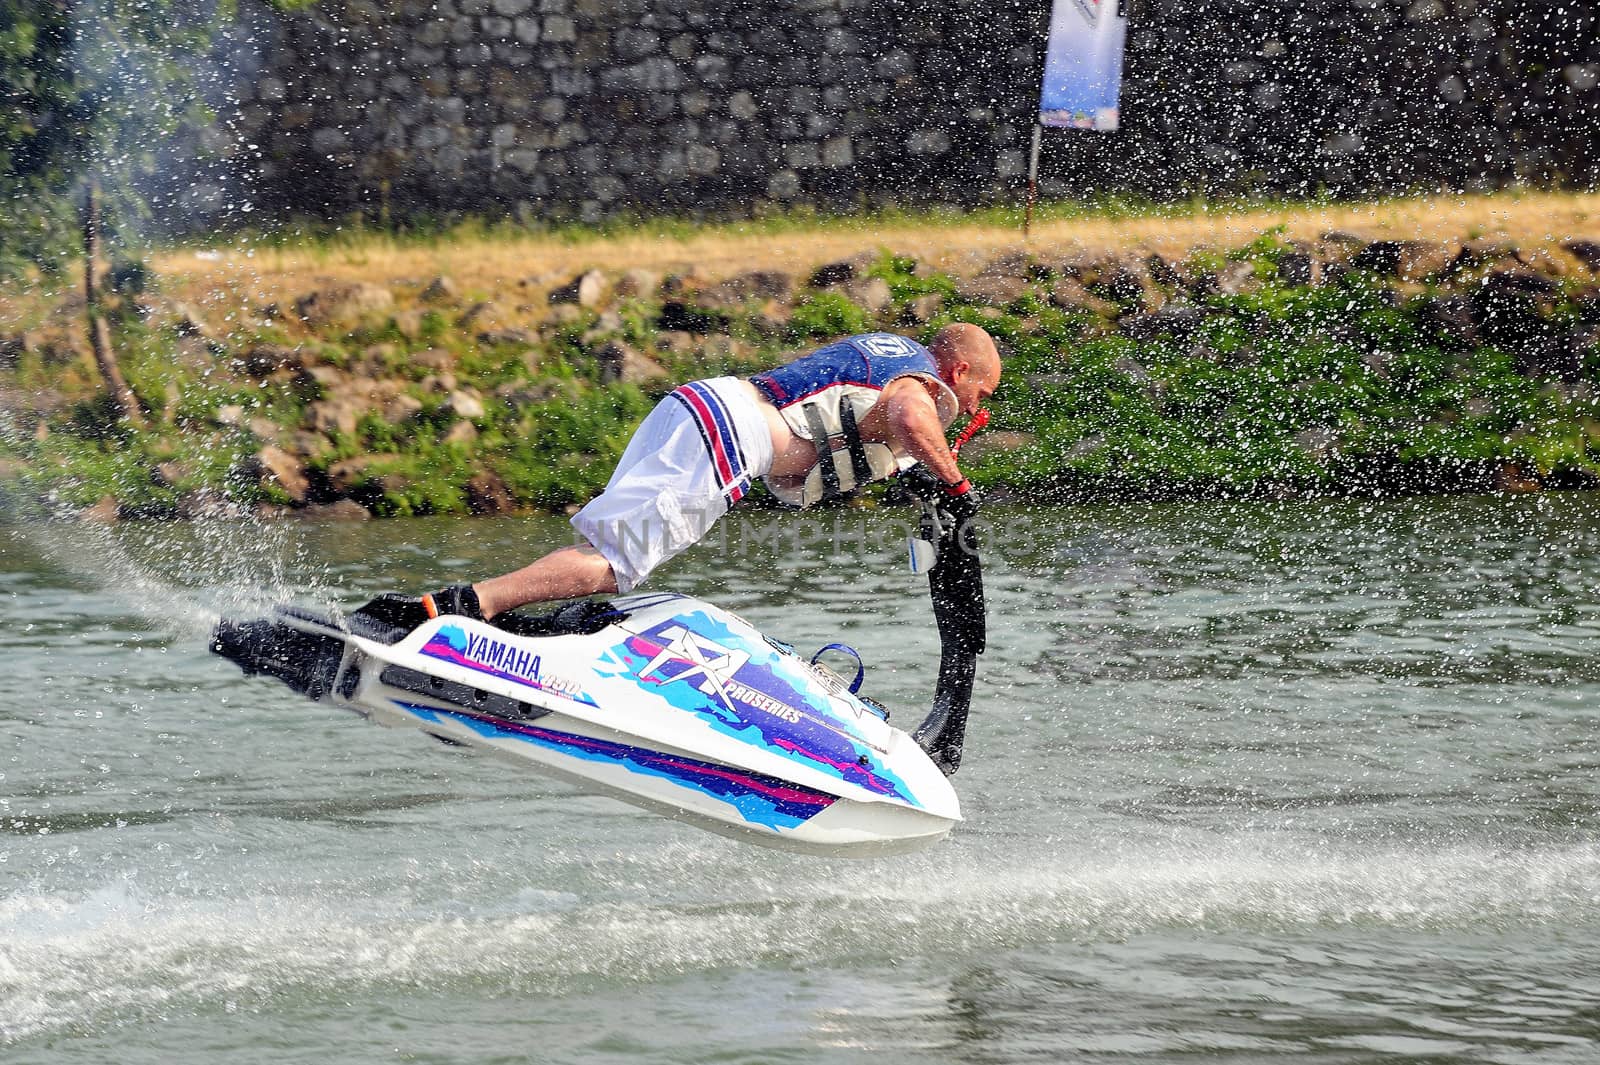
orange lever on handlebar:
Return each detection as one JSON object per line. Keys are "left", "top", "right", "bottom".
{"left": 950, "top": 409, "right": 991, "bottom": 457}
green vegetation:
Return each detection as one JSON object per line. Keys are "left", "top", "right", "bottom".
{"left": 953, "top": 261, "right": 1600, "bottom": 500}
{"left": 3, "top": 228, "right": 1598, "bottom": 519}
{"left": 789, "top": 291, "right": 873, "bottom": 339}
{"left": 16, "top": 425, "right": 261, "bottom": 514}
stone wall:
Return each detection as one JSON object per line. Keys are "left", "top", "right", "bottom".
{"left": 218, "top": 0, "right": 1600, "bottom": 223}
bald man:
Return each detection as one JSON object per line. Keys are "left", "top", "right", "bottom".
{"left": 412, "top": 325, "right": 1000, "bottom": 622}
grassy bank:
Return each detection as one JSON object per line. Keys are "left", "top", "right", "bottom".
{"left": 2, "top": 191, "right": 1598, "bottom": 519}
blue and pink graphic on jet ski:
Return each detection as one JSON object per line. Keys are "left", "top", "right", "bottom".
{"left": 600, "top": 610, "right": 919, "bottom": 806}
{"left": 396, "top": 700, "right": 838, "bottom": 830}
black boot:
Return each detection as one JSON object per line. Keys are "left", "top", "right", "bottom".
{"left": 426, "top": 584, "right": 484, "bottom": 621}
{"left": 350, "top": 584, "right": 484, "bottom": 638}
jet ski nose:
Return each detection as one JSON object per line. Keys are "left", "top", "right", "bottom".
{"left": 211, "top": 616, "right": 346, "bottom": 701}
{"left": 211, "top": 618, "right": 272, "bottom": 673}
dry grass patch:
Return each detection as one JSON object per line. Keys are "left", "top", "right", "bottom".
{"left": 140, "top": 189, "right": 1600, "bottom": 319}
{"left": 5, "top": 189, "right": 1598, "bottom": 351}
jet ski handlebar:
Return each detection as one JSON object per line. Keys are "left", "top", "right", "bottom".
{"left": 897, "top": 464, "right": 986, "bottom": 775}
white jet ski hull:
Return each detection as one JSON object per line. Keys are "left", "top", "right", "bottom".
{"left": 223, "top": 593, "right": 961, "bottom": 856}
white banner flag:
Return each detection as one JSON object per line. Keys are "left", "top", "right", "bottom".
{"left": 1039, "top": 0, "right": 1127, "bottom": 131}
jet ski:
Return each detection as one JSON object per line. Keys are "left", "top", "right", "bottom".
{"left": 211, "top": 467, "right": 984, "bottom": 856}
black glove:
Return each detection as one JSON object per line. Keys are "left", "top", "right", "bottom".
{"left": 897, "top": 463, "right": 944, "bottom": 501}
{"left": 934, "top": 479, "right": 981, "bottom": 550}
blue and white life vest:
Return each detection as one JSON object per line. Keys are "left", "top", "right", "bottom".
{"left": 751, "top": 333, "right": 958, "bottom": 507}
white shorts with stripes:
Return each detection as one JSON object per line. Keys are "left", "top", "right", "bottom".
{"left": 570, "top": 377, "right": 774, "bottom": 592}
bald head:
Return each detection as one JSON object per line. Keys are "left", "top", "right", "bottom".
{"left": 930, "top": 323, "right": 1000, "bottom": 378}
{"left": 929, "top": 323, "right": 1001, "bottom": 417}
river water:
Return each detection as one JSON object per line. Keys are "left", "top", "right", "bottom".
{"left": 4, "top": 494, "right": 1600, "bottom": 1063}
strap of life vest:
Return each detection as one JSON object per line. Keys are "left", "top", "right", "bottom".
{"left": 802, "top": 399, "right": 879, "bottom": 502}
{"left": 802, "top": 402, "right": 842, "bottom": 499}
{"left": 839, "top": 402, "right": 874, "bottom": 487}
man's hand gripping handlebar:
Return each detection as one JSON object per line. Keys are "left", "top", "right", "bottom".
{"left": 900, "top": 408, "right": 988, "bottom": 556}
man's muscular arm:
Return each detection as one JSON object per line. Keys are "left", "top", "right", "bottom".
{"left": 878, "top": 376, "right": 964, "bottom": 486}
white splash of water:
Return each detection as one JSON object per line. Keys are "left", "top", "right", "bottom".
{"left": 5, "top": 503, "right": 329, "bottom": 642}
{"left": 3, "top": 834, "right": 1597, "bottom": 1045}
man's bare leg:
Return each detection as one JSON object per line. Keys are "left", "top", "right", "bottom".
{"left": 472, "top": 543, "right": 619, "bottom": 619}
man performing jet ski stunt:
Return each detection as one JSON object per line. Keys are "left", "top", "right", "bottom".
{"left": 398, "top": 323, "right": 1002, "bottom": 624}
{"left": 212, "top": 325, "right": 999, "bottom": 851}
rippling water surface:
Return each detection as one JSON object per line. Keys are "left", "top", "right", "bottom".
{"left": 4, "top": 494, "right": 1600, "bottom": 1063}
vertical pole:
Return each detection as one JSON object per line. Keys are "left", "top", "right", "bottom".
{"left": 1023, "top": 122, "right": 1043, "bottom": 238}
{"left": 83, "top": 181, "right": 143, "bottom": 427}
{"left": 84, "top": 181, "right": 101, "bottom": 309}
